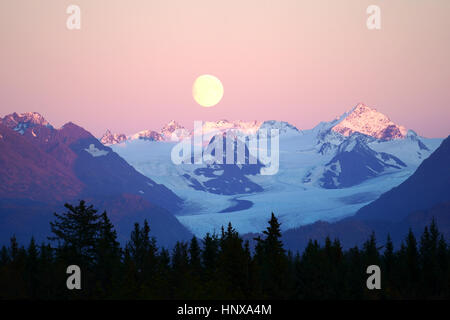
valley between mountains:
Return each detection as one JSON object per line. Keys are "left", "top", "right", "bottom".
{"left": 1, "top": 103, "right": 448, "bottom": 249}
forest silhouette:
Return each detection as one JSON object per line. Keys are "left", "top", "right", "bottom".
{"left": 0, "top": 200, "right": 449, "bottom": 300}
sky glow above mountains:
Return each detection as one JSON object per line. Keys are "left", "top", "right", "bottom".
{"left": 0, "top": 1, "right": 449, "bottom": 137}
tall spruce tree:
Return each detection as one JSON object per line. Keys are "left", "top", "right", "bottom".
{"left": 254, "top": 213, "right": 288, "bottom": 298}
{"left": 189, "top": 236, "right": 202, "bottom": 276}
{"left": 95, "top": 212, "right": 121, "bottom": 297}
{"left": 49, "top": 200, "right": 102, "bottom": 266}
{"left": 26, "top": 237, "right": 39, "bottom": 298}
{"left": 218, "top": 223, "right": 249, "bottom": 298}
{"left": 405, "top": 229, "right": 420, "bottom": 297}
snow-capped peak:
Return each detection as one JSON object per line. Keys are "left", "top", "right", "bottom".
{"left": 100, "top": 129, "right": 127, "bottom": 145}
{"left": 201, "top": 120, "right": 262, "bottom": 136}
{"left": 160, "top": 120, "right": 190, "bottom": 141}
{"left": 129, "top": 129, "right": 164, "bottom": 142}
{"left": 0, "top": 112, "right": 53, "bottom": 135}
{"left": 1, "top": 112, "right": 52, "bottom": 128}
{"left": 259, "top": 120, "right": 300, "bottom": 135}
{"left": 331, "top": 103, "right": 407, "bottom": 140}
{"left": 161, "top": 120, "right": 184, "bottom": 132}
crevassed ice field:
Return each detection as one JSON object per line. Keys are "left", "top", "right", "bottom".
{"left": 112, "top": 125, "right": 442, "bottom": 237}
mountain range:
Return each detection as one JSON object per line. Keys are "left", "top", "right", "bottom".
{"left": 0, "top": 103, "right": 448, "bottom": 249}
{"left": 281, "top": 134, "right": 450, "bottom": 251}
{"left": 0, "top": 112, "right": 192, "bottom": 246}
{"left": 107, "top": 103, "right": 443, "bottom": 238}
{"left": 101, "top": 103, "right": 408, "bottom": 146}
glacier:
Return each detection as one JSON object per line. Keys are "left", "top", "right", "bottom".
{"left": 111, "top": 129, "right": 441, "bottom": 237}
{"left": 109, "top": 105, "right": 443, "bottom": 237}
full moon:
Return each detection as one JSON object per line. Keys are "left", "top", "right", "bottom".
{"left": 192, "top": 74, "right": 224, "bottom": 107}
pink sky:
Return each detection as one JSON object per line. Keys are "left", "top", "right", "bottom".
{"left": 0, "top": 0, "right": 449, "bottom": 137}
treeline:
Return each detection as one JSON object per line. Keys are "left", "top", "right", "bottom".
{"left": 0, "top": 200, "right": 449, "bottom": 299}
